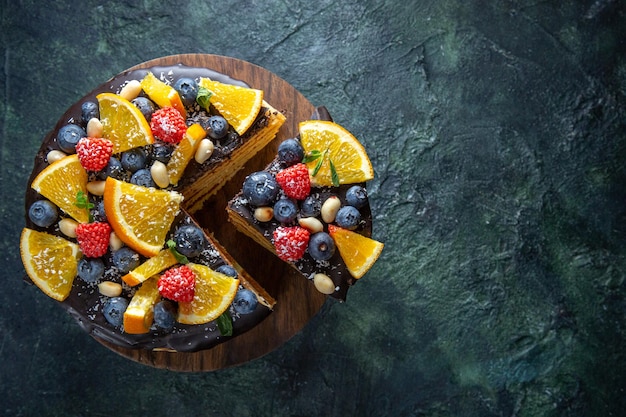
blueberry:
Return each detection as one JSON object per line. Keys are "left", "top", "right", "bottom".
{"left": 206, "top": 115, "right": 229, "bottom": 140}
{"left": 112, "top": 247, "right": 141, "bottom": 274}
{"left": 121, "top": 148, "right": 147, "bottom": 172}
{"left": 57, "top": 124, "right": 86, "bottom": 153}
{"left": 277, "top": 138, "right": 304, "bottom": 166}
{"left": 91, "top": 200, "right": 107, "bottom": 223}
{"left": 345, "top": 185, "right": 368, "bottom": 209}
{"left": 173, "top": 77, "right": 199, "bottom": 108}
{"left": 132, "top": 97, "right": 156, "bottom": 122}
{"left": 174, "top": 225, "right": 205, "bottom": 258}
{"left": 335, "top": 206, "right": 361, "bottom": 230}
{"left": 98, "top": 157, "right": 124, "bottom": 180}
{"left": 150, "top": 143, "right": 173, "bottom": 164}
{"left": 28, "top": 200, "right": 58, "bottom": 227}
{"left": 77, "top": 257, "right": 105, "bottom": 283}
{"left": 81, "top": 101, "right": 99, "bottom": 124}
{"left": 273, "top": 198, "right": 298, "bottom": 223}
{"left": 103, "top": 297, "right": 128, "bottom": 327}
{"left": 216, "top": 264, "right": 238, "bottom": 278}
{"left": 300, "top": 194, "right": 321, "bottom": 218}
{"left": 153, "top": 300, "right": 177, "bottom": 331}
{"left": 242, "top": 171, "right": 279, "bottom": 206}
{"left": 308, "top": 232, "right": 335, "bottom": 261}
{"left": 233, "top": 289, "right": 258, "bottom": 314}
{"left": 130, "top": 168, "right": 156, "bottom": 188}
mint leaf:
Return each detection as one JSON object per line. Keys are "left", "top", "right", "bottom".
{"left": 302, "top": 150, "right": 322, "bottom": 163}
{"left": 166, "top": 239, "right": 189, "bottom": 264}
{"left": 329, "top": 158, "right": 340, "bottom": 186}
{"left": 75, "top": 191, "right": 94, "bottom": 210}
{"left": 196, "top": 86, "right": 213, "bottom": 110}
{"left": 216, "top": 311, "right": 233, "bottom": 336}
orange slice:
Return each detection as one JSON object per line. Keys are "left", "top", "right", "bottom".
{"left": 20, "top": 228, "right": 81, "bottom": 301}
{"left": 96, "top": 92, "right": 155, "bottom": 153}
{"left": 140, "top": 72, "right": 187, "bottom": 118}
{"left": 166, "top": 123, "right": 207, "bottom": 185}
{"left": 103, "top": 177, "right": 183, "bottom": 257}
{"left": 299, "top": 120, "right": 374, "bottom": 186}
{"left": 178, "top": 263, "right": 240, "bottom": 325}
{"left": 30, "top": 154, "right": 89, "bottom": 223}
{"left": 328, "top": 224, "right": 384, "bottom": 279}
{"left": 123, "top": 277, "right": 160, "bottom": 334}
{"left": 122, "top": 249, "right": 178, "bottom": 286}
{"left": 198, "top": 78, "right": 263, "bottom": 135}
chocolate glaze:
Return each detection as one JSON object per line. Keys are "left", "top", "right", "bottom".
{"left": 227, "top": 107, "right": 373, "bottom": 301}
{"left": 23, "top": 64, "right": 273, "bottom": 352}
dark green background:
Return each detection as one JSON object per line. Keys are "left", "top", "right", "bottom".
{"left": 2, "top": 1, "right": 625, "bottom": 415}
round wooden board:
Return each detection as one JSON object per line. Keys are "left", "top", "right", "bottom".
{"left": 97, "top": 54, "right": 327, "bottom": 372}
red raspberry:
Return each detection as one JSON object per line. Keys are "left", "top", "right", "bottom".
{"left": 158, "top": 265, "right": 196, "bottom": 302}
{"left": 275, "top": 163, "right": 311, "bottom": 200}
{"left": 75, "top": 222, "right": 111, "bottom": 258}
{"left": 273, "top": 226, "right": 310, "bottom": 262}
{"left": 150, "top": 107, "right": 187, "bottom": 144}
{"left": 75, "top": 137, "right": 113, "bottom": 171}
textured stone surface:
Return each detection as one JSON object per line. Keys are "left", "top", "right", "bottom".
{"left": 2, "top": 0, "right": 626, "bottom": 415}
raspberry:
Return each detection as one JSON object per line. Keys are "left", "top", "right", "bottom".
{"left": 158, "top": 265, "right": 196, "bottom": 302}
{"left": 150, "top": 107, "right": 187, "bottom": 144}
{"left": 275, "top": 163, "right": 311, "bottom": 200}
{"left": 75, "top": 222, "right": 111, "bottom": 258}
{"left": 273, "top": 226, "right": 310, "bottom": 262}
{"left": 75, "top": 137, "right": 113, "bottom": 171}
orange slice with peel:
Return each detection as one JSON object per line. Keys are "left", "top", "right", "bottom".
{"left": 177, "top": 263, "right": 240, "bottom": 325}
{"left": 166, "top": 123, "right": 207, "bottom": 185}
{"left": 328, "top": 224, "right": 384, "bottom": 279}
{"left": 122, "top": 249, "right": 178, "bottom": 286}
{"left": 123, "top": 277, "right": 160, "bottom": 334}
{"left": 299, "top": 120, "right": 374, "bottom": 186}
{"left": 31, "top": 154, "right": 89, "bottom": 223}
{"left": 103, "top": 177, "right": 183, "bottom": 257}
{"left": 97, "top": 93, "right": 155, "bottom": 153}
{"left": 20, "top": 228, "right": 82, "bottom": 301}
{"left": 140, "top": 72, "right": 187, "bottom": 118}
{"left": 198, "top": 78, "right": 263, "bottom": 135}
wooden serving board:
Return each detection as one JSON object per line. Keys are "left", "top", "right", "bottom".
{"left": 98, "top": 54, "right": 327, "bottom": 372}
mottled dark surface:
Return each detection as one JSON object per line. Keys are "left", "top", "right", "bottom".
{"left": 2, "top": 0, "right": 625, "bottom": 416}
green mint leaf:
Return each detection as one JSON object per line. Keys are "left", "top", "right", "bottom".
{"left": 166, "top": 239, "right": 189, "bottom": 264}
{"left": 312, "top": 156, "right": 324, "bottom": 177}
{"left": 216, "top": 311, "right": 233, "bottom": 336}
{"left": 302, "top": 150, "right": 322, "bottom": 163}
{"left": 196, "top": 87, "right": 213, "bottom": 110}
{"left": 329, "top": 158, "right": 340, "bottom": 186}
{"left": 75, "top": 191, "right": 94, "bottom": 210}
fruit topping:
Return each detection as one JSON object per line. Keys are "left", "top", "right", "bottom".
{"left": 173, "top": 77, "right": 199, "bottom": 108}
{"left": 273, "top": 198, "right": 298, "bottom": 224}
{"left": 273, "top": 226, "right": 310, "bottom": 262}
{"left": 120, "top": 148, "right": 147, "bottom": 172}
{"left": 166, "top": 123, "right": 207, "bottom": 185}
{"left": 275, "top": 162, "right": 311, "bottom": 200}
{"left": 205, "top": 115, "right": 229, "bottom": 140}
{"left": 345, "top": 185, "right": 368, "bottom": 209}
{"left": 328, "top": 224, "right": 384, "bottom": 279}
{"left": 122, "top": 249, "right": 178, "bottom": 286}
{"left": 28, "top": 200, "right": 58, "bottom": 228}
{"left": 216, "top": 264, "right": 238, "bottom": 278}
{"left": 140, "top": 71, "right": 187, "bottom": 118}
{"left": 277, "top": 138, "right": 304, "bottom": 166}
{"left": 77, "top": 257, "right": 105, "bottom": 283}
{"left": 233, "top": 289, "right": 258, "bottom": 314}
{"left": 308, "top": 231, "right": 335, "bottom": 261}
{"left": 103, "top": 296, "right": 129, "bottom": 327}
{"left": 57, "top": 124, "right": 86, "bottom": 153}
{"left": 111, "top": 247, "right": 141, "bottom": 274}
{"left": 131, "top": 97, "right": 156, "bottom": 122}
{"left": 173, "top": 224, "right": 205, "bottom": 258}
{"left": 123, "top": 277, "right": 160, "bottom": 334}
{"left": 153, "top": 300, "right": 177, "bottom": 331}
{"left": 96, "top": 92, "right": 155, "bottom": 153}
{"left": 335, "top": 205, "right": 361, "bottom": 230}
{"left": 242, "top": 171, "right": 280, "bottom": 206}
{"left": 158, "top": 265, "right": 196, "bottom": 303}
{"left": 75, "top": 222, "right": 111, "bottom": 258}
{"left": 300, "top": 194, "right": 321, "bottom": 218}
{"left": 81, "top": 101, "right": 99, "bottom": 124}
{"left": 129, "top": 168, "right": 155, "bottom": 188}
{"left": 150, "top": 106, "right": 187, "bottom": 144}
{"left": 76, "top": 137, "right": 114, "bottom": 171}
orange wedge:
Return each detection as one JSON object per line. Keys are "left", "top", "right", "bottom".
{"left": 198, "top": 78, "right": 263, "bottom": 135}
{"left": 30, "top": 154, "right": 89, "bottom": 223}
{"left": 123, "top": 277, "right": 160, "bottom": 334}
{"left": 20, "top": 228, "right": 81, "bottom": 301}
{"left": 178, "top": 263, "right": 240, "bottom": 325}
{"left": 140, "top": 72, "right": 187, "bottom": 118}
{"left": 166, "top": 123, "right": 207, "bottom": 185}
{"left": 122, "top": 249, "right": 178, "bottom": 286}
{"left": 103, "top": 177, "right": 183, "bottom": 257}
{"left": 328, "top": 224, "right": 384, "bottom": 279}
{"left": 97, "top": 92, "right": 155, "bottom": 153}
{"left": 299, "top": 120, "right": 374, "bottom": 186}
